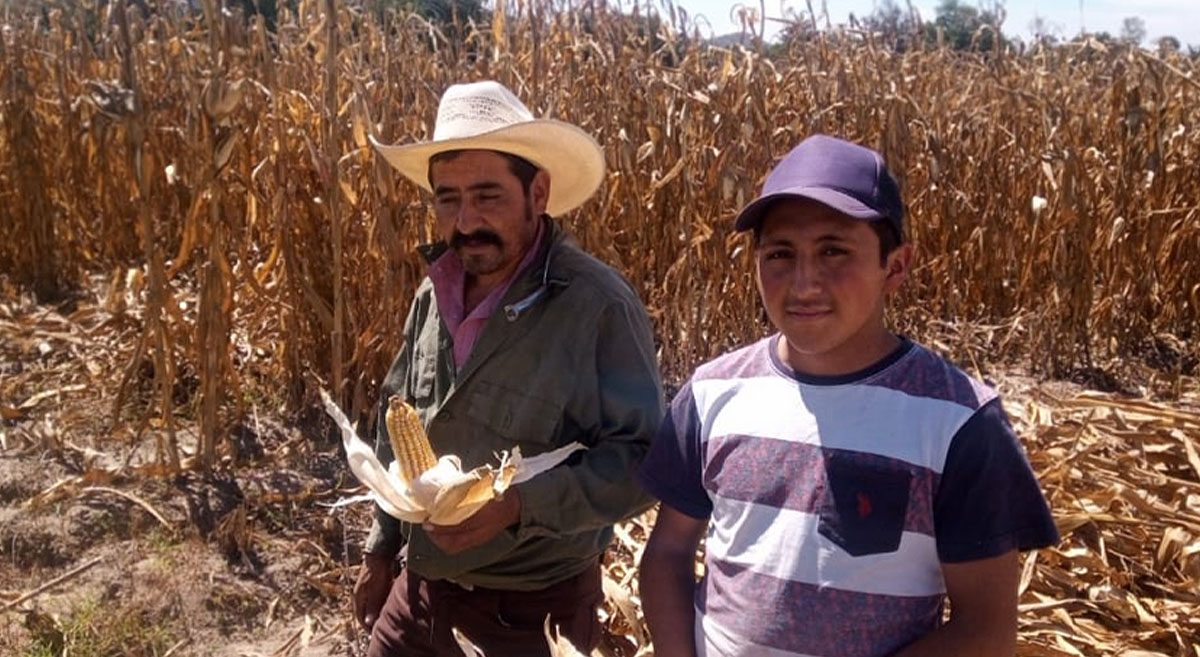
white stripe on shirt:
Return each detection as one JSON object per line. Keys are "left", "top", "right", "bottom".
{"left": 707, "top": 497, "right": 946, "bottom": 598}
{"left": 691, "top": 376, "right": 976, "bottom": 473}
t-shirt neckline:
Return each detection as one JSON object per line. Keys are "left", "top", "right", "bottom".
{"left": 766, "top": 334, "right": 914, "bottom": 386}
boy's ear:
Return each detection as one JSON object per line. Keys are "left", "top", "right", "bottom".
{"left": 883, "top": 243, "right": 914, "bottom": 294}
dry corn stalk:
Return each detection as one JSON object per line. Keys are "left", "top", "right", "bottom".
{"left": 321, "top": 390, "right": 585, "bottom": 525}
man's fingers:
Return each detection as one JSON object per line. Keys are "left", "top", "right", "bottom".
{"left": 425, "top": 526, "right": 475, "bottom": 539}
{"left": 425, "top": 500, "right": 514, "bottom": 553}
{"left": 424, "top": 516, "right": 483, "bottom": 534}
{"left": 353, "top": 562, "right": 392, "bottom": 632}
{"left": 354, "top": 598, "right": 372, "bottom": 630}
{"left": 424, "top": 499, "right": 509, "bottom": 536}
{"left": 427, "top": 532, "right": 467, "bottom": 553}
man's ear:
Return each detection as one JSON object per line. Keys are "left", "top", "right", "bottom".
{"left": 530, "top": 170, "right": 551, "bottom": 215}
{"left": 884, "top": 243, "right": 914, "bottom": 294}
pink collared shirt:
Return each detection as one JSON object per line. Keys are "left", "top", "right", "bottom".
{"left": 428, "top": 220, "right": 545, "bottom": 371}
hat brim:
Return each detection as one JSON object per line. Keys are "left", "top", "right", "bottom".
{"left": 370, "top": 120, "right": 605, "bottom": 217}
{"left": 733, "top": 187, "right": 887, "bottom": 232}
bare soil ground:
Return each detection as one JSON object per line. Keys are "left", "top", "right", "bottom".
{"left": 0, "top": 280, "right": 366, "bottom": 656}
{"left": 0, "top": 419, "right": 365, "bottom": 656}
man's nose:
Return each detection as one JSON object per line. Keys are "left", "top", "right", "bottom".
{"left": 454, "top": 200, "right": 485, "bottom": 234}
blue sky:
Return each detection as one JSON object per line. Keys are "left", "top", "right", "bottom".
{"left": 669, "top": 0, "right": 1200, "bottom": 47}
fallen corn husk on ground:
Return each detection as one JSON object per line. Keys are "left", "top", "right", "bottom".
{"left": 320, "top": 390, "right": 585, "bottom": 525}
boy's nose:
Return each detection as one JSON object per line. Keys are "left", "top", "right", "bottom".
{"left": 790, "top": 257, "right": 824, "bottom": 295}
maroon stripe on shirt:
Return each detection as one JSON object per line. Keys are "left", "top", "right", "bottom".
{"left": 704, "top": 435, "right": 939, "bottom": 537}
{"left": 861, "top": 346, "right": 995, "bottom": 410}
{"left": 692, "top": 339, "right": 776, "bottom": 383}
{"left": 698, "top": 559, "right": 943, "bottom": 657}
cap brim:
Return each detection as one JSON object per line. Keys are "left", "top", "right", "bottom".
{"left": 733, "top": 187, "right": 886, "bottom": 232}
{"left": 370, "top": 120, "right": 605, "bottom": 217}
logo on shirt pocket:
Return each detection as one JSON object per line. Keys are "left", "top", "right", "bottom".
{"left": 817, "top": 453, "right": 912, "bottom": 557}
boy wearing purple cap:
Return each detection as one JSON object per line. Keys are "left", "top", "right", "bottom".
{"left": 636, "top": 135, "right": 1058, "bottom": 657}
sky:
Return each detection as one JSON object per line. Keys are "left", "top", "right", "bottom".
{"left": 669, "top": 0, "right": 1200, "bottom": 47}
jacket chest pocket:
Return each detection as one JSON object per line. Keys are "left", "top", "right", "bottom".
{"left": 817, "top": 454, "right": 912, "bottom": 557}
{"left": 464, "top": 381, "right": 564, "bottom": 450}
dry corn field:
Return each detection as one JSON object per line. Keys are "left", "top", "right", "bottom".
{"left": 1, "top": 0, "right": 1200, "bottom": 655}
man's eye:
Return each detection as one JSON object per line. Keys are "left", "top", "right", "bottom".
{"left": 764, "top": 250, "right": 792, "bottom": 260}
{"left": 821, "top": 246, "right": 849, "bottom": 257}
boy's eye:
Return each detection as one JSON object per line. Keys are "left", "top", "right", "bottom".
{"left": 763, "top": 250, "right": 793, "bottom": 261}
{"left": 821, "top": 246, "right": 849, "bottom": 257}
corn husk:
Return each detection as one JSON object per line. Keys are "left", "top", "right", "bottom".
{"left": 320, "top": 390, "right": 585, "bottom": 524}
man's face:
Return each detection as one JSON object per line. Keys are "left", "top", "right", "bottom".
{"left": 754, "top": 198, "right": 911, "bottom": 376}
{"left": 430, "top": 150, "right": 549, "bottom": 279}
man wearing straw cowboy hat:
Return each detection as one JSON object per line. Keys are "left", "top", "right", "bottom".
{"left": 355, "top": 81, "right": 664, "bottom": 656}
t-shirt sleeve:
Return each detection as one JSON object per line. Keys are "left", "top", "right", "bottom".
{"left": 934, "top": 397, "right": 1060, "bottom": 563}
{"left": 636, "top": 380, "right": 713, "bottom": 519}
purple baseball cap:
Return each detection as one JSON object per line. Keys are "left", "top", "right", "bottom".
{"left": 733, "top": 134, "right": 904, "bottom": 237}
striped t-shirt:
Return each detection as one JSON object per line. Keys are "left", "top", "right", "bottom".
{"left": 637, "top": 335, "right": 1058, "bottom": 657}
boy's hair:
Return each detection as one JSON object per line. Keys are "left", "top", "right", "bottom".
{"left": 752, "top": 214, "right": 904, "bottom": 265}
{"left": 427, "top": 150, "right": 540, "bottom": 196}
{"left": 871, "top": 221, "right": 903, "bottom": 264}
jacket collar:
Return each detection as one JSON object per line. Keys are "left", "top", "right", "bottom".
{"left": 416, "top": 240, "right": 448, "bottom": 264}
{"left": 423, "top": 217, "right": 574, "bottom": 387}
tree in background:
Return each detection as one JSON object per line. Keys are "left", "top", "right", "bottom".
{"left": 854, "top": 0, "right": 924, "bottom": 51}
{"left": 232, "top": 0, "right": 282, "bottom": 31}
{"left": 1119, "top": 15, "right": 1146, "bottom": 45}
{"left": 223, "top": 0, "right": 487, "bottom": 32}
{"left": 925, "top": 0, "right": 1006, "bottom": 51}
{"left": 779, "top": 0, "right": 1008, "bottom": 53}
{"left": 374, "top": 0, "right": 487, "bottom": 26}
{"left": 1028, "top": 14, "right": 1060, "bottom": 47}
{"left": 1157, "top": 35, "right": 1181, "bottom": 55}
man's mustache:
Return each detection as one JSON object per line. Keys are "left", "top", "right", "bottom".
{"left": 450, "top": 230, "right": 503, "bottom": 250}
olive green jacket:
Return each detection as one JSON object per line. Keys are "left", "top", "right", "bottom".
{"left": 364, "top": 219, "right": 663, "bottom": 590}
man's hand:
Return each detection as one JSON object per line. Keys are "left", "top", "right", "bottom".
{"left": 424, "top": 489, "right": 522, "bottom": 554}
{"left": 353, "top": 552, "right": 396, "bottom": 631}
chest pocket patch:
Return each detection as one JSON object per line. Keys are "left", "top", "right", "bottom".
{"left": 817, "top": 453, "right": 912, "bottom": 557}
{"left": 465, "top": 381, "right": 564, "bottom": 449}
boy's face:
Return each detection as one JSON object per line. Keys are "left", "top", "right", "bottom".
{"left": 754, "top": 198, "right": 912, "bottom": 376}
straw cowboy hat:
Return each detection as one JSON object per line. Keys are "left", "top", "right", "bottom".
{"left": 370, "top": 81, "right": 606, "bottom": 217}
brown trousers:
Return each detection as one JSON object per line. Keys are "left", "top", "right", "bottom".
{"left": 366, "top": 561, "right": 603, "bottom": 657}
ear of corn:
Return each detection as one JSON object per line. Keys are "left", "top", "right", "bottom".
{"left": 321, "top": 390, "right": 584, "bottom": 525}
{"left": 386, "top": 396, "right": 439, "bottom": 485}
